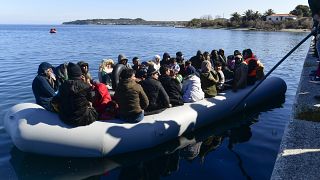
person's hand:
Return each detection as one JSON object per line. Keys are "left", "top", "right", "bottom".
{"left": 49, "top": 71, "right": 56, "bottom": 81}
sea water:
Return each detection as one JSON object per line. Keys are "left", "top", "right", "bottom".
{"left": 0, "top": 25, "right": 310, "bottom": 179}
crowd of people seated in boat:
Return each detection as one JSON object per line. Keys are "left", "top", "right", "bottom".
{"left": 32, "top": 49, "right": 264, "bottom": 126}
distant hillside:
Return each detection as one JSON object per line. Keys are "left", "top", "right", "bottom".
{"left": 62, "top": 18, "right": 187, "bottom": 26}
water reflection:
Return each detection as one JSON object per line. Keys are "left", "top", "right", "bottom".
{"left": 227, "top": 119, "right": 256, "bottom": 180}
{"left": 8, "top": 96, "right": 284, "bottom": 180}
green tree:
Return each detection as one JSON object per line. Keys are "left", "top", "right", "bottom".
{"left": 290, "top": 5, "right": 311, "bottom": 17}
{"left": 230, "top": 12, "right": 241, "bottom": 22}
{"left": 243, "top": 9, "right": 255, "bottom": 21}
{"left": 264, "top": 9, "right": 275, "bottom": 16}
{"left": 186, "top": 18, "right": 202, "bottom": 27}
{"left": 262, "top": 9, "right": 275, "bottom": 21}
{"left": 252, "top": 11, "right": 262, "bottom": 20}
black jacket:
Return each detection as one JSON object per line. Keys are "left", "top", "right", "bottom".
{"left": 159, "top": 74, "right": 184, "bottom": 106}
{"left": 112, "top": 63, "right": 126, "bottom": 90}
{"left": 309, "top": 0, "right": 320, "bottom": 16}
{"left": 53, "top": 80, "right": 98, "bottom": 126}
{"left": 141, "top": 78, "right": 170, "bottom": 111}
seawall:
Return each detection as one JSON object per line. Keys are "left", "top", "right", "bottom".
{"left": 271, "top": 37, "right": 320, "bottom": 179}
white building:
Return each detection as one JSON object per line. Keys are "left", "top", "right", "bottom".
{"left": 266, "top": 14, "right": 297, "bottom": 22}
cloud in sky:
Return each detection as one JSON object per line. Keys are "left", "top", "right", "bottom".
{"left": 0, "top": 0, "right": 309, "bottom": 24}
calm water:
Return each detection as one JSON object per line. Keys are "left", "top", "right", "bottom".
{"left": 0, "top": 25, "right": 310, "bottom": 180}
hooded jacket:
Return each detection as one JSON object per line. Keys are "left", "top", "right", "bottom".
{"left": 112, "top": 63, "right": 126, "bottom": 90}
{"left": 182, "top": 75, "right": 205, "bottom": 102}
{"left": 141, "top": 77, "right": 170, "bottom": 111}
{"left": 54, "top": 79, "right": 98, "bottom": 126}
{"left": 32, "top": 62, "right": 57, "bottom": 111}
{"left": 200, "top": 70, "right": 219, "bottom": 97}
{"left": 159, "top": 74, "right": 184, "bottom": 106}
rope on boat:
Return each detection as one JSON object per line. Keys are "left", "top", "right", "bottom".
{"left": 232, "top": 29, "right": 316, "bottom": 113}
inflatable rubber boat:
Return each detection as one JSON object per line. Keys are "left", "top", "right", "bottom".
{"left": 3, "top": 77, "right": 287, "bottom": 157}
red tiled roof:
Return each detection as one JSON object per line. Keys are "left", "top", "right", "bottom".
{"left": 269, "top": 14, "right": 296, "bottom": 17}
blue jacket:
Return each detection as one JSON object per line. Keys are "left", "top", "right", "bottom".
{"left": 32, "top": 62, "right": 57, "bottom": 111}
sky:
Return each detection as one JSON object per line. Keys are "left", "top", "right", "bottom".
{"left": 0, "top": 0, "right": 309, "bottom": 24}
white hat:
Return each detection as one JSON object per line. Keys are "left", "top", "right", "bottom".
{"left": 153, "top": 55, "right": 161, "bottom": 61}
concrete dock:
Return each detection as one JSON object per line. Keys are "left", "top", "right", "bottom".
{"left": 271, "top": 38, "right": 320, "bottom": 180}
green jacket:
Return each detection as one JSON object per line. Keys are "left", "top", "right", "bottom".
{"left": 200, "top": 70, "right": 219, "bottom": 97}
{"left": 114, "top": 79, "right": 149, "bottom": 118}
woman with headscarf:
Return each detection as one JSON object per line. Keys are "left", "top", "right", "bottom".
{"left": 200, "top": 60, "right": 219, "bottom": 97}
{"left": 32, "top": 62, "right": 58, "bottom": 111}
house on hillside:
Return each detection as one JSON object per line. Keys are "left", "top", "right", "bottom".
{"left": 266, "top": 14, "right": 297, "bottom": 22}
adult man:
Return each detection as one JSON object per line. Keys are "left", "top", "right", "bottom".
{"left": 141, "top": 67, "right": 171, "bottom": 115}
{"left": 309, "top": 0, "right": 320, "bottom": 100}
{"left": 32, "top": 62, "right": 58, "bottom": 111}
{"left": 243, "top": 49, "right": 264, "bottom": 84}
{"left": 160, "top": 52, "right": 171, "bottom": 66}
{"left": 176, "top": 51, "right": 184, "bottom": 64}
{"left": 309, "top": 0, "right": 320, "bottom": 23}
{"left": 112, "top": 54, "right": 130, "bottom": 90}
{"left": 53, "top": 62, "right": 98, "bottom": 126}
{"left": 114, "top": 69, "right": 149, "bottom": 123}
{"left": 159, "top": 66, "right": 184, "bottom": 106}
{"left": 309, "top": 0, "right": 320, "bottom": 59}
{"left": 190, "top": 50, "right": 204, "bottom": 71}
{"left": 118, "top": 54, "right": 132, "bottom": 69}
{"left": 132, "top": 57, "right": 140, "bottom": 71}
{"left": 309, "top": 0, "right": 320, "bottom": 58}
{"left": 77, "top": 61, "right": 90, "bottom": 76}
{"left": 243, "top": 49, "right": 258, "bottom": 85}
{"left": 78, "top": 60, "right": 96, "bottom": 84}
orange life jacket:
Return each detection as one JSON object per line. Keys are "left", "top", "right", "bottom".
{"left": 244, "top": 57, "right": 258, "bottom": 77}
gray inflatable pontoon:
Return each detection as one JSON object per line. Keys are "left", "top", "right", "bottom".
{"left": 3, "top": 77, "right": 286, "bottom": 157}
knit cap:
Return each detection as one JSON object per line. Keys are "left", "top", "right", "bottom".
{"left": 67, "top": 62, "right": 82, "bottom": 80}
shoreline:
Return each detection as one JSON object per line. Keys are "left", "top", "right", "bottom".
{"left": 279, "top": 28, "right": 310, "bottom": 33}
{"left": 212, "top": 27, "right": 310, "bottom": 33}
{"left": 177, "top": 26, "right": 310, "bottom": 33}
